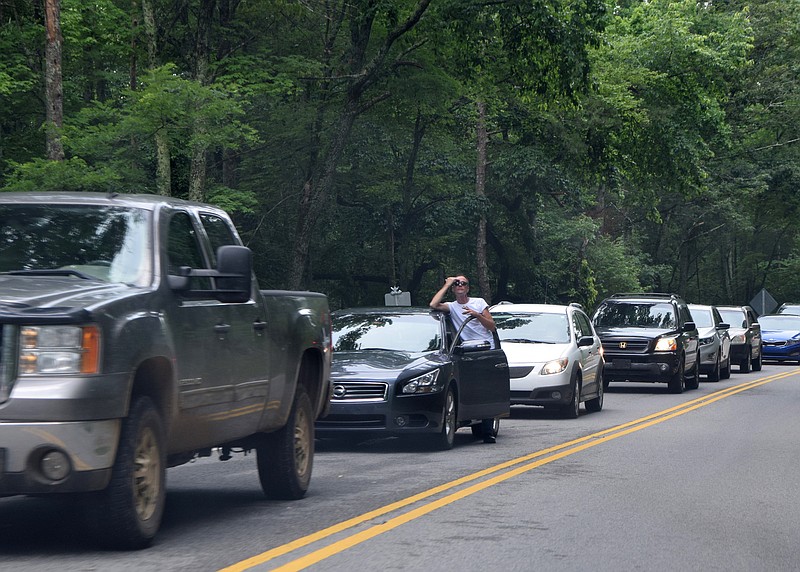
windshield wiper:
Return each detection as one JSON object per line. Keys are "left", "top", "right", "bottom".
{"left": 502, "top": 338, "right": 557, "bottom": 344}
{"left": 4, "top": 269, "right": 98, "bottom": 280}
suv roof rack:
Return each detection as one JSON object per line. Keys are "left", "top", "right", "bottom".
{"left": 609, "top": 293, "right": 680, "bottom": 300}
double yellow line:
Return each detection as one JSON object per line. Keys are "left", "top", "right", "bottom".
{"left": 221, "top": 370, "right": 797, "bottom": 572}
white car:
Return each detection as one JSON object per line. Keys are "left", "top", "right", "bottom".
{"left": 688, "top": 304, "right": 732, "bottom": 381}
{"left": 490, "top": 303, "right": 604, "bottom": 418}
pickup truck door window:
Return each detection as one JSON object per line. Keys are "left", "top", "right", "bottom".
{"left": 166, "top": 211, "right": 236, "bottom": 448}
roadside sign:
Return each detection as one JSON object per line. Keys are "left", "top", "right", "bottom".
{"left": 749, "top": 288, "right": 777, "bottom": 315}
{"left": 385, "top": 287, "right": 411, "bottom": 306}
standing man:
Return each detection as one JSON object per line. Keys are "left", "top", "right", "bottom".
{"left": 429, "top": 274, "right": 498, "bottom": 443}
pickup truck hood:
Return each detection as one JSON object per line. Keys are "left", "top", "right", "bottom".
{"left": 331, "top": 350, "right": 441, "bottom": 382}
{"left": 0, "top": 275, "right": 133, "bottom": 318}
{"left": 499, "top": 342, "right": 570, "bottom": 364}
{"left": 594, "top": 326, "right": 676, "bottom": 338}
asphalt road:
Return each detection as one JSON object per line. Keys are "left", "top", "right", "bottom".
{"left": 2, "top": 363, "right": 799, "bottom": 571}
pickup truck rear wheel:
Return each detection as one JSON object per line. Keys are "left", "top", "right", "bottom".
{"left": 257, "top": 387, "right": 314, "bottom": 500}
{"left": 86, "top": 396, "right": 166, "bottom": 550}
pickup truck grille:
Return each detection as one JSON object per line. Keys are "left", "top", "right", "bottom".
{"left": 331, "top": 382, "right": 388, "bottom": 402}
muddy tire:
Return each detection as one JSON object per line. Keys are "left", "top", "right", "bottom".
{"left": 257, "top": 387, "right": 314, "bottom": 500}
{"left": 87, "top": 396, "right": 166, "bottom": 550}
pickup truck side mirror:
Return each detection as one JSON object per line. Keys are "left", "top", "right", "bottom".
{"left": 167, "top": 245, "right": 253, "bottom": 304}
{"left": 215, "top": 245, "right": 253, "bottom": 303}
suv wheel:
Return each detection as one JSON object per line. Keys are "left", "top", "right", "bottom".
{"left": 668, "top": 356, "right": 685, "bottom": 394}
{"left": 685, "top": 352, "right": 700, "bottom": 390}
{"left": 561, "top": 377, "right": 581, "bottom": 419}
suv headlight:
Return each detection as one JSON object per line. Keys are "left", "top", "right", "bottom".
{"left": 401, "top": 370, "right": 442, "bottom": 394}
{"left": 654, "top": 337, "right": 678, "bottom": 352}
{"left": 19, "top": 325, "right": 101, "bottom": 375}
{"left": 541, "top": 358, "right": 568, "bottom": 375}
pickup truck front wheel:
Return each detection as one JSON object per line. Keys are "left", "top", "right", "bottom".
{"left": 257, "top": 387, "right": 314, "bottom": 500}
{"left": 86, "top": 396, "right": 166, "bottom": 550}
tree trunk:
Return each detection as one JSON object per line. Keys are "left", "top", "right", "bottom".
{"left": 475, "top": 100, "right": 491, "bottom": 303}
{"left": 44, "top": 0, "right": 64, "bottom": 161}
{"left": 287, "top": 0, "right": 433, "bottom": 290}
{"left": 142, "top": 0, "right": 171, "bottom": 196}
{"left": 188, "top": 0, "right": 215, "bottom": 202}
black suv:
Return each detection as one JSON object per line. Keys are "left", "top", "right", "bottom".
{"left": 592, "top": 293, "right": 700, "bottom": 393}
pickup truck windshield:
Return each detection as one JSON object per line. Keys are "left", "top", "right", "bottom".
{"left": 0, "top": 204, "right": 152, "bottom": 286}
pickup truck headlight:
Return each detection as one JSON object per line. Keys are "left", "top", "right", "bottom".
{"left": 19, "top": 325, "right": 101, "bottom": 375}
{"left": 541, "top": 358, "right": 568, "bottom": 375}
{"left": 654, "top": 337, "right": 678, "bottom": 352}
{"left": 400, "top": 370, "right": 441, "bottom": 394}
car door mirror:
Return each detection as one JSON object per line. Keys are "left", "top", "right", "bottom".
{"left": 718, "top": 322, "right": 730, "bottom": 330}
{"left": 577, "top": 335, "right": 595, "bottom": 347}
{"left": 455, "top": 339, "right": 492, "bottom": 353}
{"left": 683, "top": 321, "right": 697, "bottom": 332}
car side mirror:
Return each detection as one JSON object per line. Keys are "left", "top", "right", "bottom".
{"left": 455, "top": 339, "right": 492, "bottom": 353}
{"left": 577, "top": 335, "right": 595, "bottom": 347}
{"left": 717, "top": 322, "right": 730, "bottom": 330}
{"left": 683, "top": 321, "right": 697, "bottom": 332}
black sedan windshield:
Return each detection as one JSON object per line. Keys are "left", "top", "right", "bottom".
{"left": 333, "top": 313, "right": 442, "bottom": 352}
{"left": 0, "top": 204, "right": 152, "bottom": 285}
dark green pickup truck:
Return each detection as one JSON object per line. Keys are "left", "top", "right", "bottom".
{"left": 0, "top": 192, "right": 332, "bottom": 549}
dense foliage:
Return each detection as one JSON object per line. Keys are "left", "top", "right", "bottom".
{"left": 2, "top": 0, "right": 798, "bottom": 312}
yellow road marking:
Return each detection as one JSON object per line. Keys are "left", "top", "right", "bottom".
{"left": 221, "top": 370, "right": 797, "bottom": 571}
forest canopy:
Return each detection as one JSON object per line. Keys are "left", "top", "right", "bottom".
{"left": 1, "top": 0, "right": 798, "bottom": 311}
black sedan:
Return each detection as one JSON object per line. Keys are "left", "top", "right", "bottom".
{"left": 315, "top": 307, "right": 510, "bottom": 449}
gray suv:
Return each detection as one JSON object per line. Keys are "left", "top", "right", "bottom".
{"left": 592, "top": 293, "right": 700, "bottom": 393}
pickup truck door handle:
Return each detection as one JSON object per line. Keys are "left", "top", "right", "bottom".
{"left": 253, "top": 321, "right": 267, "bottom": 332}
{"left": 495, "top": 363, "right": 508, "bottom": 369}
{"left": 214, "top": 323, "right": 231, "bottom": 334}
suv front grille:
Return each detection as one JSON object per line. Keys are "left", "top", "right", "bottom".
{"left": 331, "top": 381, "right": 388, "bottom": 401}
{"left": 602, "top": 339, "right": 651, "bottom": 353}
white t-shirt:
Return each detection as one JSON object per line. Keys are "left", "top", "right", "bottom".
{"left": 446, "top": 298, "right": 495, "bottom": 348}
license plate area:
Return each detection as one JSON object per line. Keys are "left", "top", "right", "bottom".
{"left": 613, "top": 358, "right": 632, "bottom": 369}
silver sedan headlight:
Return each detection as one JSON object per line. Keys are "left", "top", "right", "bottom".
{"left": 730, "top": 333, "right": 746, "bottom": 344}
{"left": 699, "top": 336, "right": 715, "bottom": 346}
{"left": 400, "top": 370, "right": 442, "bottom": 394}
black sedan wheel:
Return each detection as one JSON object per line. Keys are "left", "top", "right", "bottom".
{"left": 434, "top": 386, "right": 457, "bottom": 450}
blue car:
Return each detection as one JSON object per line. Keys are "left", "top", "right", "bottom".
{"left": 758, "top": 314, "right": 800, "bottom": 363}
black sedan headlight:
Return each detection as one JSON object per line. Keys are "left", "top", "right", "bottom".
{"left": 400, "top": 370, "right": 442, "bottom": 394}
